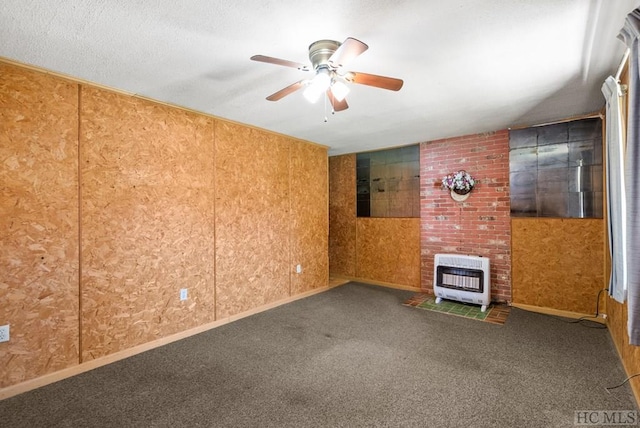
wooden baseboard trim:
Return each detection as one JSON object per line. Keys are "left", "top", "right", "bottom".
{"left": 340, "top": 276, "right": 421, "bottom": 292}
{"left": 0, "top": 284, "right": 337, "bottom": 401}
{"left": 511, "top": 303, "right": 606, "bottom": 324}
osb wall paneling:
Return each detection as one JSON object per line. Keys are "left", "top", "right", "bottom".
{"left": 608, "top": 298, "right": 640, "bottom": 400}
{"left": 290, "top": 143, "right": 329, "bottom": 294}
{"left": 80, "top": 88, "right": 216, "bottom": 360}
{"left": 511, "top": 218, "right": 604, "bottom": 314}
{"left": 214, "top": 121, "right": 291, "bottom": 318}
{"left": 329, "top": 155, "right": 356, "bottom": 277}
{"left": 356, "top": 218, "right": 421, "bottom": 288}
{"left": 0, "top": 64, "right": 80, "bottom": 387}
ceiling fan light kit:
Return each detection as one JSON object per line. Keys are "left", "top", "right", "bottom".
{"left": 303, "top": 67, "right": 332, "bottom": 103}
{"left": 330, "top": 79, "right": 350, "bottom": 102}
{"left": 251, "top": 37, "right": 403, "bottom": 112}
{"left": 303, "top": 67, "right": 350, "bottom": 104}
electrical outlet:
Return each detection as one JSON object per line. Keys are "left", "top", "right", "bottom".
{"left": 0, "top": 325, "right": 9, "bottom": 343}
{"left": 180, "top": 289, "right": 188, "bottom": 301}
{"left": 296, "top": 264, "right": 302, "bottom": 274}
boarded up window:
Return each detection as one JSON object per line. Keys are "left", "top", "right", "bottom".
{"left": 356, "top": 145, "right": 420, "bottom": 218}
{"left": 509, "top": 118, "right": 603, "bottom": 218}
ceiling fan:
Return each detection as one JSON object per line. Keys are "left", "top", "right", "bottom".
{"left": 250, "top": 37, "right": 403, "bottom": 112}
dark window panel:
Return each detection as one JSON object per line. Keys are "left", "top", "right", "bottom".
{"left": 401, "top": 145, "right": 420, "bottom": 162}
{"left": 509, "top": 118, "right": 602, "bottom": 219}
{"left": 356, "top": 154, "right": 370, "bottom": 168}
{"left": 369, "top": 151, "right": 387, "bottom": 166}
{"left": 568, "top": 165, "right": 599, "bottom": 192}
{"left": 357, "top": 200, "right": 371, "bottom": 217}
{"left": 510, "top": 128, "right": 538, "bottom": 149}
{"left": 538, "top": 122, "right": 569, "bottom": 146}
{"left": 510, "top": 194, "right": 537, "bottom": 216}
{"left": 567, "top": 192, "right": 603, "bottom": 218}
{"left": 593, "top": 136, "right": 603, "bottom": 165}
{"left": 538, "top": 144, "right": 568, "bottom": 169}
{"left": 593, "top": 191, "right": 604, "bottom": 218}
{"left": 568, "top": 118, "right": 601, "bottom": 142}
{"left": 371, "top": 199, "right": 389, "bottom": 217}
{"left": 510, "top": 171, "right": 537, "bottom": 196}
{"left": 591, "top": 166, "right": 603, "bottom": 193}
{"left": 537, "top": 167, "right": 569, "bottom": 193}
{"left": 568, "top": 140, "right": 598, "bottom": 166}
{"left": 356, "top": 144, "right": 420, "bottom": 218}
{"left": 510, "top": 147, "right": 537, "bottom": 172}
{"left": 538, "top": 192, "right": 569, "bottom": 218}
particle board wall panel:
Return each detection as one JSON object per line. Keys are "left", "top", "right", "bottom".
{"left": 329, "top": 154, "right": 356, "bottom": 277}
{"left": 214, "top": 121, "right": 291, "bottom": 319}
{"left": 80, "top": 88, "right": 215, "bottom": 360}
{"left": 290, "top": 143, "right": 329, "bottom": 294}
{"left": 355, "top": 218, "right": 421, "bottom": 288}
{"left": 608, "top": 298, "right": 640, "bottom": 400}
{"left": 511, "top": 218, "right": 604, "bottom": 314}
{"left": 0, "top": 64, "right": 80, "bottom": 387}
{"left": 1, "top": 60, "right": 332, "bottom": 394}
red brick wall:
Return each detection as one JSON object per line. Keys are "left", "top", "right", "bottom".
{"left": 420, "top": 130, "right": 511, "bottom": 302}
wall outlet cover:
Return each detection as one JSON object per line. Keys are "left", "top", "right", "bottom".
{"left": 0, "top": 325, "right": 9, "bottom": 343}
{"left": 180, "top": 289, "right": 188, "bottom": 301}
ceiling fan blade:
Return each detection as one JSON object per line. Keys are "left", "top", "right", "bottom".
{"left": 328, "top": 37, "right": 368, "bottom": 68}
{"left": 326, "top": 90, "right": 349, "bottom": 112}
{"left": 346, "top": 71, "right": 404, "bottom": 91}
{"left": 250, "top": 55, "right": 309, "bottom": 71}
{"left": 266, "top": 80, "right": 306, "bottom": 101}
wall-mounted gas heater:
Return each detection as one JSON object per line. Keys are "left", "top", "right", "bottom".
{"left": 433, "top": 254, "right": 491, "bottom": 312}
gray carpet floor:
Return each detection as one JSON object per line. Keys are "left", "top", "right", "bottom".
{"left": 0, "top": 282, "right": 636, "bottom": 427}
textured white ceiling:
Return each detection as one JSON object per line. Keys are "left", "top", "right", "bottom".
{"left": 1, "top": 0, "right": 639, "bottom": 154}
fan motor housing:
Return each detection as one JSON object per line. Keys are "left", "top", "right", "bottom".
{"left": 308, "top": 40, "right": 340, "bottom": 69}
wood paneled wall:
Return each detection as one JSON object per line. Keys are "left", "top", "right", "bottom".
{"left": 80, "top": 88, "right": 217, "bottom": 360}
{"left": 0, "top": 61, "right": 328, "bottom": 390}
{"left": 329, "top": 155, "right": 356, "bottom": 277}
{"left": 0, "top": 63, "right": 80, "bottom": 386}
{"left": 356, "top": 218, "right": 421, "bottom": 287}
{"left": 214, "top": 122, "right": 291, "bottom": 318}
{"left": 329, "top": 154, "right": 421, "bottom": 289}
{"left": 511, "top": 218, "right": 605, "bottom": 314}
{"left": 290, "top": 143, "right": 329, "bottom": 295}
{"left": 608, "top": 298, "right": 640, "bottom": 402}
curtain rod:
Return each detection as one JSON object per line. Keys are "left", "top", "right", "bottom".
{"left": 616, "top": 48, "right": 630, "bottom": 82}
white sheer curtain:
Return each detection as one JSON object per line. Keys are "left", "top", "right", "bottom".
{"left": 602, "top": 76, "right": 627, "bottom": 304}
{"left": 618, "top": 8, "right": 640, "bottom": 345}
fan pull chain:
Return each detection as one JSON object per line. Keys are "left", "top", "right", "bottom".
{"left": 324, "top": 93, "right": 328, "bottom": 122}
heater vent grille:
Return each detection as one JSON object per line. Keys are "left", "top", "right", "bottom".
{"left": 433, "top": 253, "right": 491, "bottom": 307}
